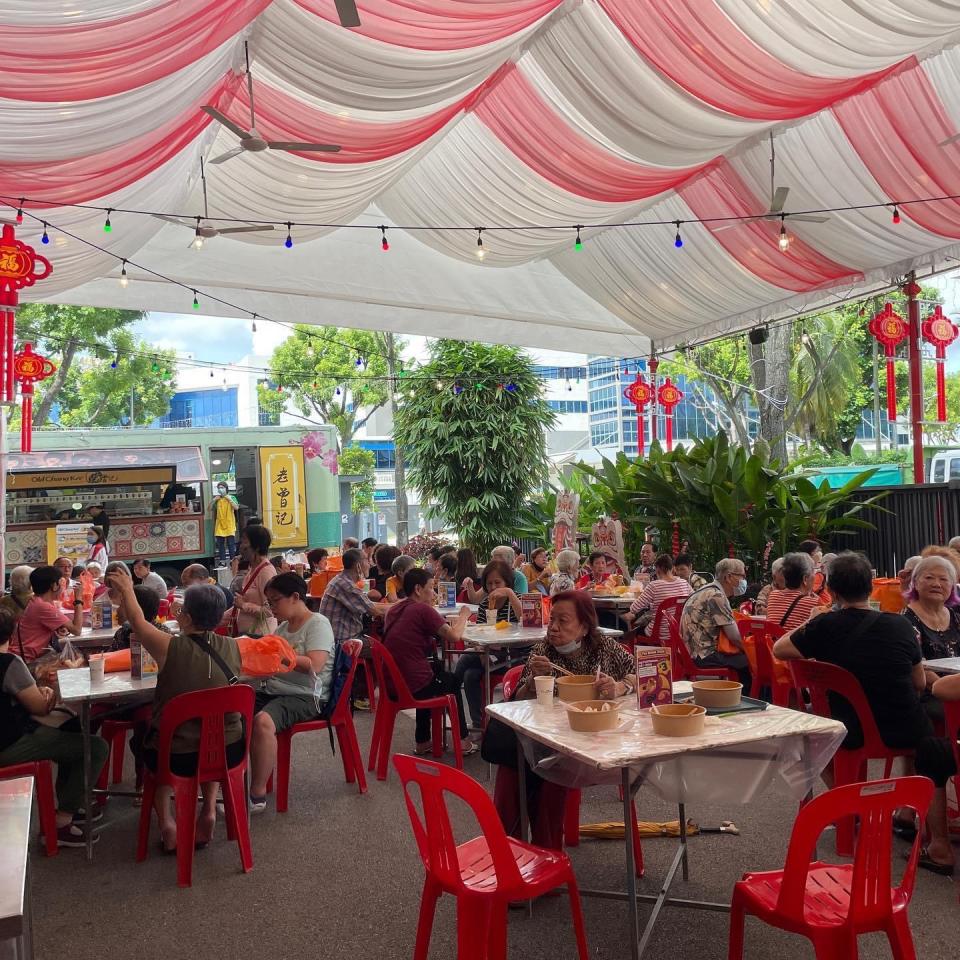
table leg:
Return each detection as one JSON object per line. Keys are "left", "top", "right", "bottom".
{"left": 678, "top": 803, "right": 688, "bottom": 881}
{"left": 515, "top": 738, "right": 533, "bottom": 919}
{"left": 81, "top": 701, "right": 93, "bottom": 862}
{"left": 623, "top": 768, "right": 640, "bottom": 960}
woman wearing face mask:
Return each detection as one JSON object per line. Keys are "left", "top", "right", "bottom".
{"left": 490, "top": 590, "right": 636, "bottom": 850}
{"left": 86, "top": 525, "right": 109, "bottom": 568}
{"left": 210, "top": 482, "right": 239, "bottom": 568}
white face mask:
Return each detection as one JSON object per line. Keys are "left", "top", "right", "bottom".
{"left": 554, "top": 639, "right": 582, "bottom": 656}
{"left": 737, "top": 578, "right": 748, "bottom": 595}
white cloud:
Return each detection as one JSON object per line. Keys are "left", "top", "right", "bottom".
{"left": 140, "top": 312, "right": 253, "bottom": 362}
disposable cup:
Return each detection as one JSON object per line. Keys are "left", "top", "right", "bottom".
{"left": 534, "top": 675, "right": 555, "bottom": 706}
{"left": 89, "top": 656, "right": 105, "bottom": 684}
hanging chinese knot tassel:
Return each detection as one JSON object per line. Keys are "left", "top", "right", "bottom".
{"left": 623, "top": 372, "right": 653, "bottom": 457}
{"left": 13, "top": 343, "right": 56, "bottom": 452}
{"left": 656, "top": 377, "right": 684, "bottom": 452}
{"left": 868, "top": 302, "right": 908, "bottom": 422}
{"left": 921, "top": 305, "right": 959, "bottom": 422}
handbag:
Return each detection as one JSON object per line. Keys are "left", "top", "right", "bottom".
{"left": 480, "top": 716, "right": 520, "bottom": 768}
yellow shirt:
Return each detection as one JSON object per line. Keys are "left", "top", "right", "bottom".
{"left": 214, "top": 495, "right": 237, "bottom": 537}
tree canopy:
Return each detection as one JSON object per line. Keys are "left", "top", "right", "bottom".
{"left": 14, "top": 304, "right": 175, "bottom": 427}
{"left": 393, "top": 340, "right": 557, "bottom": 555}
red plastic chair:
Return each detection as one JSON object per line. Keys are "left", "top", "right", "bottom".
{"left": 136, "top": 684, "right": 254, "bottom": 887}
{"left": 944, "top": 699, "right": 960, "bottom": 822}
{"left": 367, "top": 639, "right": 464, "bottom": 782}
{"left": 789, "top": 660, "right": 914, "bottom": 856}
{"left": 97, "top": 705, "right": 152, "bottom": 791}
{"left": 394, "top": 754, "right": 589, "bottom": 960}
{"left": 275, "top": 639, "right": 367, "bottom": 809}
{"left": 659, "top": 598, "right": 740, "bottom": 683}
{"left": 0, "top": 761, "right": 58, "bottom": 857}
{"left": 729, "top": 777, "right": 932, "bottom": 960}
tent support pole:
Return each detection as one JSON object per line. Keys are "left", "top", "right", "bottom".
{"left": 906, "top": 273, "right": 925, "bottom": 484}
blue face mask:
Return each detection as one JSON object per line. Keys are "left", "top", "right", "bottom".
{"left": 737, "top": 578, "right": 748, "bottom": 595}
{"left": 87, "top": 535, "right": 97, "bottom": 545}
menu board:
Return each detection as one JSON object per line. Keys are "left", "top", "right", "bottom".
{"left": 634, "top": 646, "right": 673, "bottom": 709}
{"left": 520, "top": 593, "right": 543, "bottom": 628}
{"left": 45, "top": 522, "right": 91, "bottom": 565}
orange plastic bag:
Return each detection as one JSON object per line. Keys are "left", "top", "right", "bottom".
{"left": 236, "top": 634, "right": 298, "bottom": 676}
{"left": 870, "top": 578, "right": 904, "bottom": 613}
{"left": 102, "top": 648, "right": 131, "bottom": 673}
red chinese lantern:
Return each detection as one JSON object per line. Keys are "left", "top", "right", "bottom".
{"left": 868, "top": 302, "right": 909, "bottom": 422}
{"left": 921, "top": 304, "right": 959, "bottom": 422}
{"left": 656, "top": 377, "right": 684, "bottom": 451}
{"left": 0, "top": 222, "right": 52, "bottom": 403}
{"left": 13, "top": 343, "right": 56, "bottom": 452}
{"left": 623, "top": 372, "right": 653, "bottom": 457}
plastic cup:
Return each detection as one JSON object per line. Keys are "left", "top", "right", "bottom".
{"left": 89, "top": 655, "right": 105, "bottom": 684}
{"left": 534, "top": 675, "right": 555, "bottom": 706}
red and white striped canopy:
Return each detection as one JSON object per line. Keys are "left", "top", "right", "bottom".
{"left": 7, "top": 0, "right": 960, "bottom": 354}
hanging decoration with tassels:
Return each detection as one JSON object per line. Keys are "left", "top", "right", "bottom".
{"left": 921, "top": 304, "right": 958, "bottom": 422}
{"left": 13, "top": 343, "right": 55, "bottom": 452}
{"left": 623, "top": 372, "right": 654, "bottom": 457}
{"left": 656, "top": 377, "right": 684, "bottom": 452}
{"left": 671, "top": 521, "right": 680, "bottom": 557}
{"left": 868, "top": 302, "right": 908, "bottom": 422}
{"left": 0, "top": 222, "right": 52, "bottom": 405}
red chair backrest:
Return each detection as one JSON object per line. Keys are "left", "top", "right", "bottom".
{"left": 944, "top": 699, "right": 960, "bottom": 773}
{"left": 154, "top": 684, "right": 254, "bottom": 781}
{"left": 647, "top": 596, "right": 681, "bottom": 644}
{"left": 370, "top": 638, "right": 417, "bottom": 705}
{"left": 330, "top": 639, "right": 363, "bottom": 724}
{"left": 789, "top": 659, "right": 888, "bottom": 753}
{"left": 776, "top": 777, "right": 932, "bottom": 926}
{"left": 393, "top": 754, "right": 525, "bottom": 894}
{"left": 500, "top": 666, "right": 524, "bottom": 702}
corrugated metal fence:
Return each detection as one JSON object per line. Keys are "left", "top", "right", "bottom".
{"left": 826, "top": 483, "right": 960, "bottom": 576}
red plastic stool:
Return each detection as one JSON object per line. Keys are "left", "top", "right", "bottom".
{"left": 1, "top": 761, "right": 58, "bottom": 857}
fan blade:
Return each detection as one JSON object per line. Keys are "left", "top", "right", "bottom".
{"left": 938, "top": 133, "right": 960, "bottom": 146}
{"left": 770, "top": 185, "right": 789, "bottom": 213}
{"left": 154, "top": 214, "right": 193, "bottom": 227}
{"left": 334, "top": 0, "right": 361, "bottom": 27}
{"left": 201, "top": 106, "right": 250, "bottom": 140}
{"left": 216, "top": 225, "right": 276, "bottom": 235}
{"left": 208, "top": 146, "right": 244, "bottom": 165}
{"left": 268, "top": 141, "right": 341, "bottom": 153}
{"left": 791, "top": 215, "right": 829, "bottom": 224}
{"left": 712, "top": 217, "right": 764, "bottom": 232}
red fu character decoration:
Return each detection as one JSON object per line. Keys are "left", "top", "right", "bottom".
{"left": 0, "top": 222, "right": 52, "bottom": 405}
{"left": 868, "top": 302, "right": 909, "bottom": 422}
{"left": 623, "top": 371, "right": 654, "bottom": 457}
{"left": 13, "top": 344, "right": 55, "bottom": 452}
{"left": 656, "top": 377, "right": 684, "bottom": 451}
{"left": 921, "top": 305, "right": 959, "bottom": 422}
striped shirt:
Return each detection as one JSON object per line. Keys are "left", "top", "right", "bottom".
{"left": 630, "top": 577, "right": 693, "bottom": 639}
{"left": 764, "top": 589, "right": 819, "bottom": 630}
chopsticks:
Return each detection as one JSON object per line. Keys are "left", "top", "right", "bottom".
{"left": 551, "top": 664, "right": 575, "bottom": 677}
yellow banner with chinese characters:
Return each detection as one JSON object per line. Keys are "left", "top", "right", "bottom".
{"left": 258, "top": 446, "right": 307, "bottom": 547}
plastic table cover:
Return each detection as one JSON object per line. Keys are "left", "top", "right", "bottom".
{"left": 486, "top": 682, "right": 846, "bottom": 805}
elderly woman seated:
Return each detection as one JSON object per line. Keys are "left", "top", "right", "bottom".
{"left": 108, "top": 572, "right": 243, "bottom": 854}
{"left": 0, "top": 565, "right": 34, "bottom": 622}
{"left": 763, "top": 552, "right": 820, "bottom": 630}
{"left": 386, "top": 554, "right": 417, "bottom": 603}
{"left": 753, "top": 557, "right": 784, "bottom": 617}
{"left": 549, "top": 549, "right": 581, "bottom": 596}
{"left": 489, "top": 590, "right": 636, "bottom": 849}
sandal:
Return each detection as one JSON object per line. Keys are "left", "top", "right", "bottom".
{"left": 892, "top": 819, "right": 917, "bottom": 841}
{"left": 913, "top": 847, "right": 954, "bottom": 876}
{"left": 461, "top": 741, "right": 478, "bottom": 758}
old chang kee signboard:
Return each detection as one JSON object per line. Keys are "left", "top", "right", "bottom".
{"left": 6, "top": 467, "right": 175, "bottom": 490}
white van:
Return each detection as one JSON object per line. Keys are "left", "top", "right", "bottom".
{"left": 928, "top": 449, "right": 960, "bottom": 483}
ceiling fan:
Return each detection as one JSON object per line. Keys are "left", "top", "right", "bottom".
{"left": 938, "top": 132, "right": 960, "bottom": 146}
{"left": 154, "top": 157, "right": 274, "bottom": 247}
{"left": 202, "top": 42, "right": 342, "bottom": 165}
{"left": 715, "top": 133, "right": 829, "bottom": 232}
{"left": 334, "top": 0, "right": 361, "bottom": 27}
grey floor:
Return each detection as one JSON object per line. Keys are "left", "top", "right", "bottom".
{"left": 32, "top": 709, "right": 959, "bottom": 959}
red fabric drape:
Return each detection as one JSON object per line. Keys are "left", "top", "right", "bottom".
{"left": 0, "top": 0, "right": 269, "bottom": 102}
{"left": 832, "top": 58, "right": 960, "bottom": 238}
{"left": 0, "top": 78, "right": 235, "bottom": 205}
{"left": 291, "top": 0, "right": 562, "bottom": 49}
{"left": 596, "top": 0, "right": 900, "bottom": 121}
{"left": 474, "top": 66, "right": 708, "bottom": 202}
{"left": 679, "top": 161, "right": 860, "bottom": 292}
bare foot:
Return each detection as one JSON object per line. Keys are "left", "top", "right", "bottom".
{"left": 195, "top": 811, "right": 216, "bottom": 847}
{"left": 160, "top": 822, "right": 177, "bottom": 853}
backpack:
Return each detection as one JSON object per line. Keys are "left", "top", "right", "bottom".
{"left": 317, "top": 640, "right": 354, "bottom": 754}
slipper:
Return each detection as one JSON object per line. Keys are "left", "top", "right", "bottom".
{"left": 892, "top": 820, "right": 917, "bottom": 841}
{"left": 414, "top": 745, "right": 432, "bottom": 756}
{"left": 194, "top": 840, "right": 210, "bottom": 851}
{"left": 157, "top": 840, "right": 177, "bottom": 856}
{"left": 913, "top": 848, "right": 954, "bottom": 876}
{"left": 461, "top": 742, "right": 479, "bottom": 758}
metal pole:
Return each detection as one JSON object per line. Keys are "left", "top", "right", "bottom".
{"left": 906, "top": 274, "right": 925, "bottom": 483}
{"left": 872, "top": 337, "right": 882, "bottom": 454}
{"left": 130, "top": 384, "right": 134, "bottom": 428}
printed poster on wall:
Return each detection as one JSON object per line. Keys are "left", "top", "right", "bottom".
{"left": 46, "top": 522, "right": 91, "bottom": 565}
{"left": 259, "top": 445, "right": 308, "bottom": 548}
